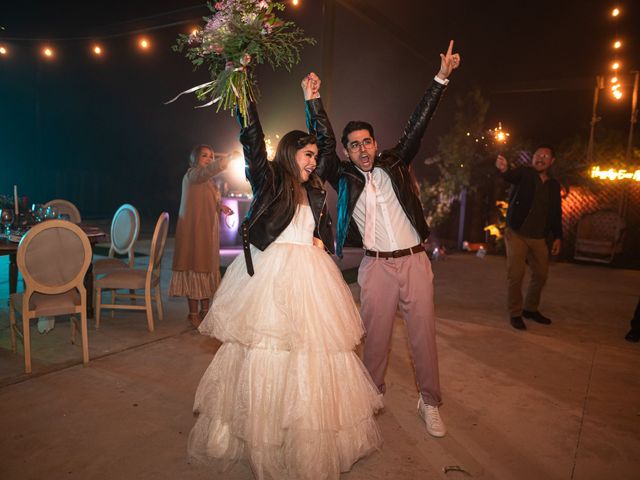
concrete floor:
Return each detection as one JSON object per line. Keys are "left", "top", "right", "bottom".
{"left": 0, "top": 241, "right": 639, "bottom": 480}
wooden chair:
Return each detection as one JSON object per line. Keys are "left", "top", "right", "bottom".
{"left": 574, "top": 209, "right": 625, "bottom": 264}
{"left": 95, "top": 212, "right": 169, "bottom": 332}
{"left": 94, "top": 203, "right": 140, "bottom": 274}
{"left": 44, "top": 199, "right": 82, "bottom": 224}
{"left": 9, "top": 220, "right": 92, "bottom": 373}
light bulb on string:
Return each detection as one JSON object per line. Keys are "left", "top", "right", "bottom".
{"left": 138, "top": 37, "right": 151, "bottom": 50}
{"left": 0, "top": 45, "right": 7, "bottom": 56}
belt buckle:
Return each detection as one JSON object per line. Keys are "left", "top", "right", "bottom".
{"left": 392, "top": 249, "right": 402, "bottom": 258}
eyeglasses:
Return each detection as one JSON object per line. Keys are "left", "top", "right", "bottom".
{"left": 347, "top": 137, "right": 374, "bottom": 152}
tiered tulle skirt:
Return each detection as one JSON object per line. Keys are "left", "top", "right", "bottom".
{"left": 188, "top": 242, "right": 383, "bottom": 480}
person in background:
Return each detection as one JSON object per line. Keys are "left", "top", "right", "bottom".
{"left": 624, "top": 298, "right": 640, "bottom": 342}
{"left": 495, "top": 146, "right": 562, "bottom": 331}
{"left": 169, "top": 145, "right": 232, "bottom": 328}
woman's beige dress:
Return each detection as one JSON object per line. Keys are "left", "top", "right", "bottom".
{"left": 169, "top": 161, "right": 224, "bottom": 300}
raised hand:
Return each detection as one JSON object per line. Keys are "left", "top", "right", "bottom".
{"left": 495, "top": 154, "right": 508, "bottom": 173}
{"left": 301, "top": 72, "right": 321, "bottom": 100}
{"left": 437, "top": 40, "right": 461, "bottom": 80}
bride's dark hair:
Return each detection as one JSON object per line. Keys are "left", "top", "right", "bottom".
{"left": 273, "top": 130, "right": 322, "bottom": 216}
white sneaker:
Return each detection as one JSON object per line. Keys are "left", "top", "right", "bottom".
{"left": 417, "top": 395, "right": 447, "bottom": 437}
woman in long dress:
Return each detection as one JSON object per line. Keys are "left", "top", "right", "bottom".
{"left": 188, "top": 74, "right": 383, "bottom": 480}
{"left": 169, "top": 145, "right": 232, "bottom": 327}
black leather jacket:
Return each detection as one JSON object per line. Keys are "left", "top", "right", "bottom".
{"left": 239, "top": 100, "right": 334, "bottom": 275}
{"left": 313, "top": 79, "right": 446, "bottom": 257}
{"left": 502, "top": 167, "right": 563, "bottom": 240}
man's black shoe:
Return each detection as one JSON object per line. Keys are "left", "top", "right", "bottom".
{"left": 510, "top": 316, "right": 526, "bottom": 330}
{"left": 522, "top": 310, "right": 552, "bottom": 325}
{"left": 625, "top": 329, "right": 640, "bottom": 343}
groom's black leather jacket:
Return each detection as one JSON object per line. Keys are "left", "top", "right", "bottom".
{"left": 306, "top": 79, "right": 447, "bottom": 257}
{"left": 239, "top": 100, "right": 334, "bottom": 275}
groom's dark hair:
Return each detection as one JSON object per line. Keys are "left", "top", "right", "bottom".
{"left": 341, "top": 121, "right": 375, "bottom": 148}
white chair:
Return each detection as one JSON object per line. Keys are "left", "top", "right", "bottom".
{"left": 94, "top": 204, "right": 140, "bottom": 274}
{"left": 95, "top": 212, "right": 169, "bottom": 332}
{"left": 9, "top": 220, "right": 92, "bottom": 373}
{"left": 44, "top": 199, "right": 82, "bottom": 224}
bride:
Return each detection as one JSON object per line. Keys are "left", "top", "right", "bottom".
{"left": 187, "top": 73, "right": 383, "bottom": 480}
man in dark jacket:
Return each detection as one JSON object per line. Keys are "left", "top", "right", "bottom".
{"left": 317, "top": 41, "right": 460, "bottom": 438}
{"left": 496, "top": 146, "right": 562, "bottom": 331}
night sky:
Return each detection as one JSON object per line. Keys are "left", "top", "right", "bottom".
{"left": 1, "top": 0, "right": 638, "bottom": 219}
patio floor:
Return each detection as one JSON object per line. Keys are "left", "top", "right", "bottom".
{"left": 0, "top": 240, "right": 638, "bottom": 479}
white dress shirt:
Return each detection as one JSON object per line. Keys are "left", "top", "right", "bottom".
{"left": 352, "top": 167, "right": 422, "bottom": 251}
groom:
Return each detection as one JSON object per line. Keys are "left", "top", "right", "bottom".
{"left": 307, "top": 41, "right": 460, "bottom": 437}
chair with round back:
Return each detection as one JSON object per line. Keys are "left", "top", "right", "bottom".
{"left": 8, "top": 220, "right": 92, "bottom": 373}
{"left": 43, "top": 199, "right": 82, "bottom": 224}
{"left": 95, "top": 212, "right": 169, "bottom": 332}
{"left": 94, "top": 204, "right": 140, "bottom": 274}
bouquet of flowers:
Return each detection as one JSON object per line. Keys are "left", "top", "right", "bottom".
{"left": 170, "top": 0, "right": 315, "bottom": 124}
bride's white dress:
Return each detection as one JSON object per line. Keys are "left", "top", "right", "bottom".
{"left": 188, "top": 204, "right": 383, "bottom": 480}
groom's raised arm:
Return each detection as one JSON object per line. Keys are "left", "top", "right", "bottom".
{"left": 389, "top": 40, "right": 460, "bottom": 165}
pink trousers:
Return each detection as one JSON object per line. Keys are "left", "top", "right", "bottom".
{"left": 358, "top": 251, "right": 442, "bottom": 406}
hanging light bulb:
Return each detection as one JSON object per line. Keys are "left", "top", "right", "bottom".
{"left": 138, "top": 37, "right": 150, "bottom": 50}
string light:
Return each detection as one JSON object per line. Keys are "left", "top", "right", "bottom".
{"left": 610, "top": 80, "right": 623, "bottom": 100}
{"left": 92, "top": 44, "right": 103, "bottom": 56}
{"left": 611, "top": 62, "right": 620, "bottom": 70}
{"left": 138, "top": 37, "right": 150, "bottom": 50}
{"left": 292, "top": 0, "right": 300, "bottom": 6}
{"left": 613, "top": 40, "right": 622, "bottom": 49}
{"left": 611, "top": 7, "right": 620, "bottom": 17}
{"left": 0, "top": 6, "right": 210, "bottom": 60}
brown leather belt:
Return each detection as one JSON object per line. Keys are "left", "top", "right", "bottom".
{"left": 364, "top": 244, "right": 425, "bottom": 259}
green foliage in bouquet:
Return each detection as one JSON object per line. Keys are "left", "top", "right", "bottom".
{"left": 171, "top": 0, "right": 316, "bottom": 124}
